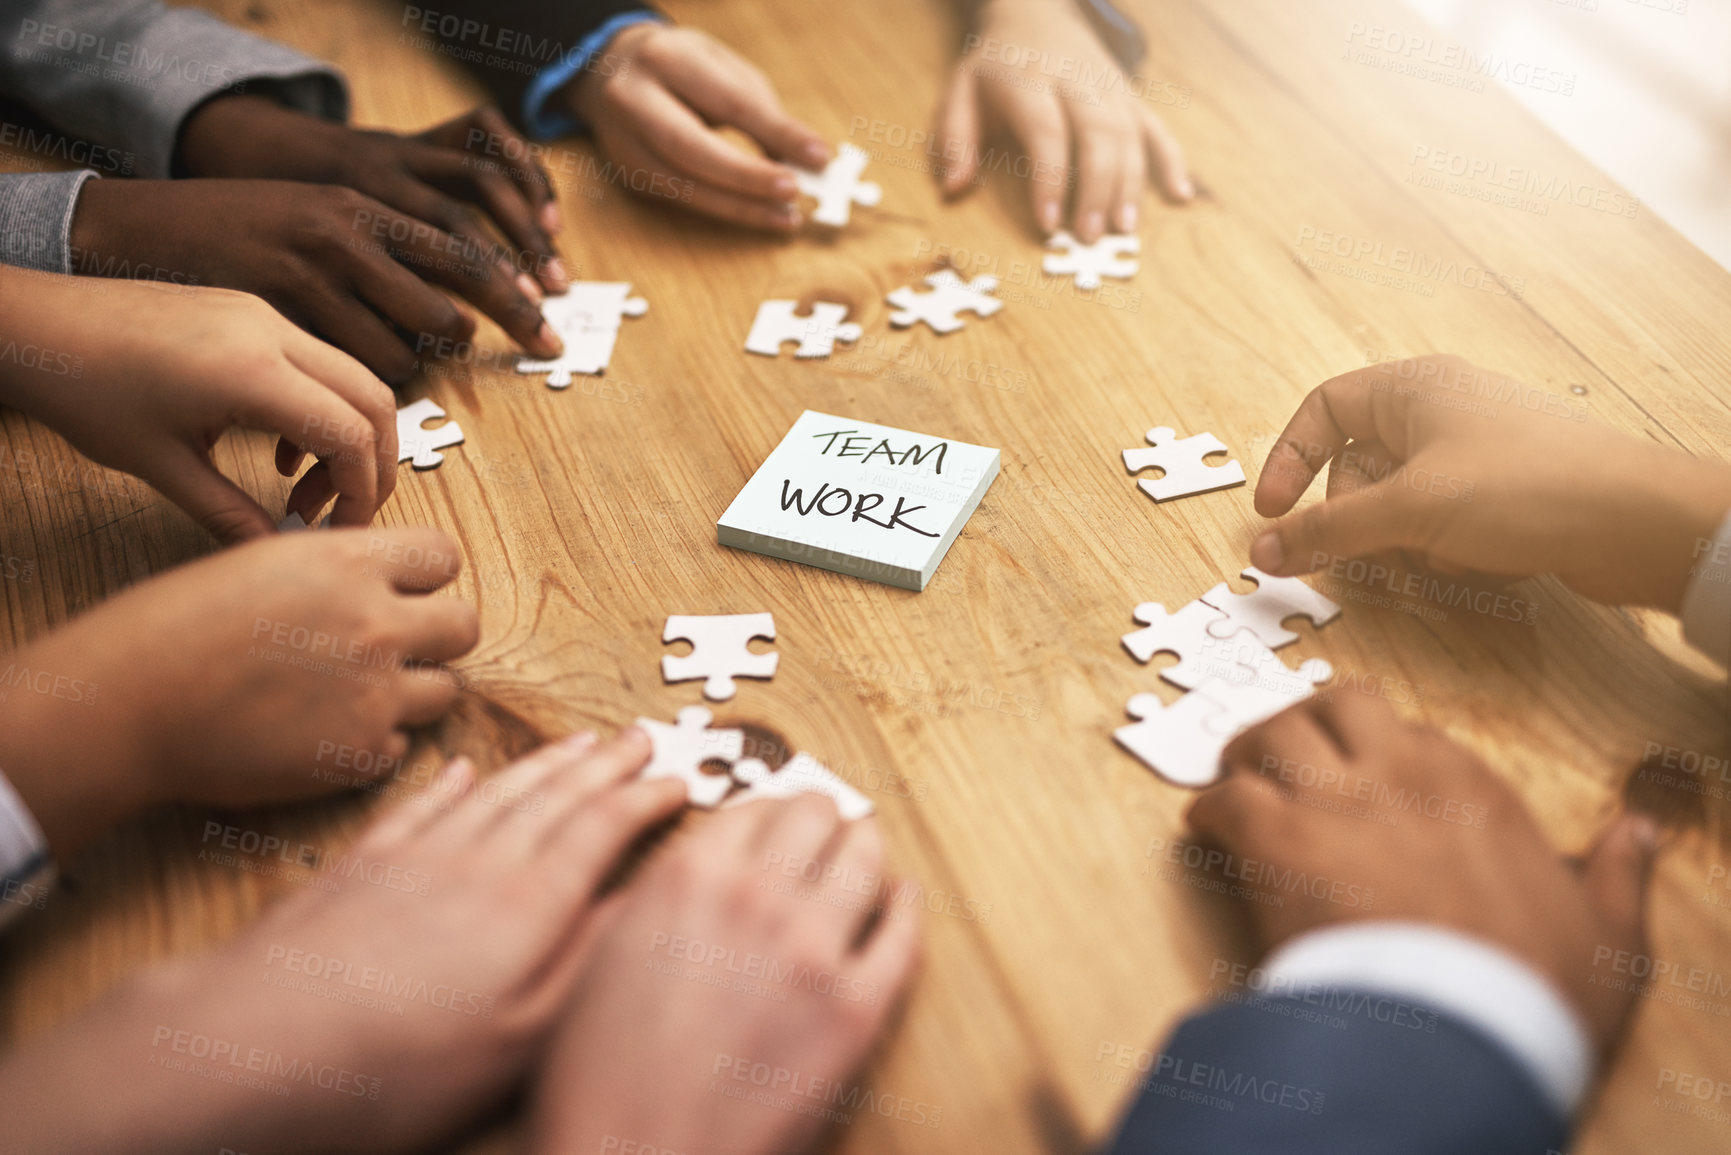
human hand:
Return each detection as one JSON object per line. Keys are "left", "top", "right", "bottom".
{"left": 67, "top": 177, "right": 560, "bottom": 384}
{"left": 1191, "top": 691, "right": 1656, "bottom": 1052}
{"left": 937, "top": 0, "right": 1192, "bottom": 239}
{"left": 0, "top": 527, "right": 479, "bottom": 860}
{"left": 178, "top": 97, "right": 569, "bottom": 293}
{"left": 529, "top": 796, "right": 923, "bottom": 1154}
{"left": 570, "top": 23, "right": 830, "bottom": 231}
{"left": 0, "top": 731, "right": 687, "bottom": 1154}
{"left": 0, "top": 271, "right": 395, "bottom": 540}
{"left": 1249, "top": 355, "right": 1731, "bottom": 613}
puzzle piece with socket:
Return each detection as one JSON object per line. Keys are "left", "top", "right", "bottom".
{"left": 727, "top": 752, "right": 874, "bottom": 819}
{"left": 1122, "top": 600, "right": 1330, "bottom": 692}
{"left": 1122, "top": 427, "right": 1245, "bottom": 502}
{"left": 886, "top": 271, "right": 1002, "bottom": 334}
{"left": 1115, "top": 669, "right": 1329, "bottom": 790}
{"left": 1113, "top": 690, "right": 1235, "bottom": 789}
{"left": 793, "top": 142, "right": 882, "bottom": 227}
{"left": 1114, "top": 568, "right": 1340, "bottom": 789}
{"left": 745, "top": 300, "right": 864, "bottom": 358}
{"left": 1043, "top": 231, "right": 1140, "bottom": 290}
{"left": 635, "top": 706, "right": 745, "bottom": 808}
{"left": 277, "top": 511, "right": 326, "bottom": 532}
{"left": 661, "top": 612, "right": 779, "bottom": 701}
{"left": 1121, "top": 600, "right": 1232, "bottom": 690}
{"left": 397, "top": 398, "right": 465, "bottom": 469}
{"left": 1201, "top": 567, "right": 1342, "bottom": 650}
{"left": 517, "top": 282, "right": 648, "bottom": 386}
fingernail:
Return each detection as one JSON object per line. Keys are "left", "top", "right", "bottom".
{"left": 800, "top": 140, "right": 829, "bottom": 168}
{"left": 1251, "top": 532, "right": 1284, "bottom": 572}
{"left": 515, "top": 272, "right": 544, "bottom": 304}
{"left": 564, "top": 730, "right": 598, "bottom": 750}
{"left": 537, "top": 321, "right": 563, "bottom": 356}
{"left": 778, "top": 205, "right": 803, "bottom": 230}
{"left": 1081, "top": 210, "right": 1104, "bottom": 240}
{"left": 1037, "top": 201, "right": 1060, "bottom": 234}
{"left": 439, "top": 756, "right": 474, "bottom": 789}
{"left": 544, "top": 256, "right": 569, "bottom": 289}
{"left": 540, "top": 201, "right": 562, "bottom": 233}
{"left": 1117, "top": 202, "right": 1138, "bottom": 233}
{"left": 772, "top": 173, "right": 798, "bottom": 198}
{"left": 1177, "top": 176, "right": 1196, "bottom": 200}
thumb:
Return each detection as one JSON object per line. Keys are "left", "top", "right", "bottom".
{"left": 1581, "top": 812, "right": 1658, "bottom": 950}
{"left": 936, "top": 66, "right": 981, "bottom": 194}
{"left": 1250, "top": 486, "right": 1427, "bottom": 576}
{"left": 148, "top": 445, "right": 278, "bottom": 545}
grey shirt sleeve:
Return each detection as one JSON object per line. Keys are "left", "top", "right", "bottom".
{"left": 2, "top": 0, "right": 349, "bottom": 178}
{"left": 0, "top": 168, "right": 96, "bottom": 272}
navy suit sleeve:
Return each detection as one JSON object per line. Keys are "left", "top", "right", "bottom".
{"left": 1105, "top": 995, "right": 1569, "bottom": 1155}
{"left": 414, "top": 0, "right": 661, "bottom": 129}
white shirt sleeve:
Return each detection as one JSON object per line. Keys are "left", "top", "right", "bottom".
{"left": 1680, "top": 509, "right": 1731, "bottom": 669}
{"left": 0, "top": 769, "right": 53, "bottom": 929}
{"left": 1260, "top": 920, "right": 1592, "bottom": 1117}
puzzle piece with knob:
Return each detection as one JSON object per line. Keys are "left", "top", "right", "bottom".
{"left": 1043, "top": 231, "right": 1140, "bottom": 290}
{"left": 397, "top": 398, "right": 465, "bottom": 469}
{"left": 886, "top": 271, "right": 1002, "bottom": 334}
{"left": 661, "top": 612, "right": 779, "bottom": 701}
{"left": 517, "top": 281, "right": 648, "bottom": 386}
{"left": 1122, "top": 426, "right": 1245, "bottom": 502}
{"left": 793, "top": 142, "right": 882, "bottom": 227}
{"left": 745, "top": 300, "right": 864, "bottom": 358}
{"left": 635, "top": 706, "right": 745, "bottom": 807}
{"left": 726, "top": 752, "right": 874, "bottom": 819}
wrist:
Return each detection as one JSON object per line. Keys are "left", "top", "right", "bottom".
{"left": 570, "top": 22, "right": 658, "bottom": 115}
{"left": 177, "top": 94, "right": 333, "bottom": 181}
{"left": 0, "top": 633, "right": 154, "bottom": 861}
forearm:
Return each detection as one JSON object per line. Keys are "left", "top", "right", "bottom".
{"left": 414, "top": 0, "right": 664, "bottom": 133}
{"left": 1, "top": 0, "right": 346, "bottom": 178}
{"left": 0, "top": 961, "right": 274, "bottom": 1153}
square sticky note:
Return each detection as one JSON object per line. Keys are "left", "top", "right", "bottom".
{"left": 717, "top": 410, "right": 1000, "bottom": 590}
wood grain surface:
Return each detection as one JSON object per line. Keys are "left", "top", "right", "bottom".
{"left": 3, "top": 1, "right": 1730, "bottom": 1152}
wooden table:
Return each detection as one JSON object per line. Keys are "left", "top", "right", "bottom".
{"left": 4, "top": 1, "right": 1731, "bottom": 1151}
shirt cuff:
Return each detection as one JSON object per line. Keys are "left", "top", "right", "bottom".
{"left": 521, "top": 11, "right": 665, "bottom": 140}
{"left": 0, "top": 768, "right": 53, "bottom": 929}
{"left": 1680, "top": 509, "right": 1731, "bottom": 668}
{"left": 0, "top": 169, "right": 99, "bottom": 274}
{"left": 1261, "top": 920, "right": 1593, "bottom": 1118}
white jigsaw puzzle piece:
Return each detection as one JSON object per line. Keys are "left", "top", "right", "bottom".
{"left": 661, "top": 612, "right": 779, "bottom": 701}
{"left": 517, "top": 282, "right": 647, "bottom": 385}
{"left": 1200, "top": 567, "right": 1343, "bottom": 650}
{"left": 539, "top": 282, "right": 650, "bottom": 331}
{"left": 635, "top": 705, "right": 745, "bottom": 808}
{"left": 726, "top": 753, "right": 875, "bottom": 819}
{"left": 744, "top": 300, "right": 864, "bottom": 358}
{"left": 519, "top": 328, "right": 623, "bottom": 386}
{"left": 793, "top": 142, "right": 882, "bottom": 227}
{"left": 1121, "top": 600, "right": 1229, "bottom": 690}
{"left": 1122, "top": 426, "right": 1245, "bottom": 502}
{"left": 277, "top": 511, "right": 327, "bottom": 532}
{"left": 885, "top": 271, "right": 1002, "bottom": 334}
{"left": 1190, "top": 628, "right": 1334, "bottom": 695}
{"left": 1042, "top": 231, "right": 1140, "bottom": 290}
{"left": 1113, "top": 691, "right": 1235, "bottom": 789}
{"left": 397, "top": 398, "right": 465, "bottom": 469}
